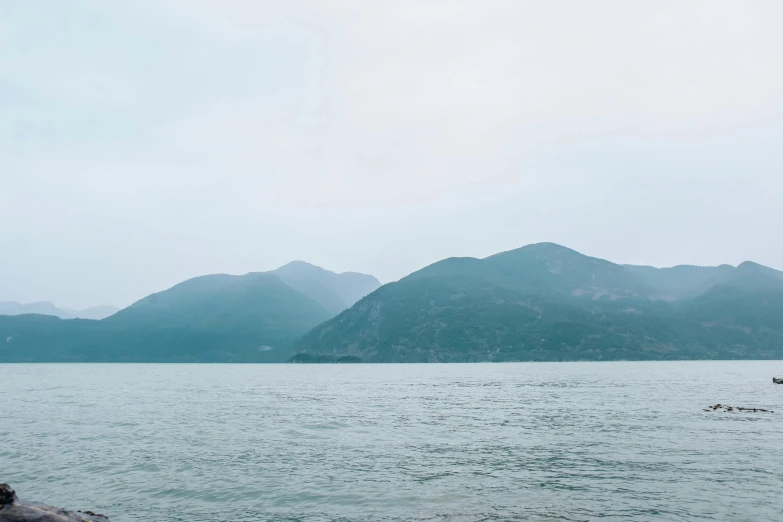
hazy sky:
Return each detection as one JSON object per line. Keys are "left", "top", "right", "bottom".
{"left": 2, "top": 0, "right": 782, "bottom": 309}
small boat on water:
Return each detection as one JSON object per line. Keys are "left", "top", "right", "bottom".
{"left": 774, "top": 377, "right": 783, "bottom": 384}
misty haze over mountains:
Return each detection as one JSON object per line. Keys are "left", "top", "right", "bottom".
{"left": 269, "top": 261, "right": 382, "bottom": 315}
{"left": 0, "top": 261, "right": 382, "bottom": 362}
{"left": 1, "top": 243, "right": 782, "bottom": 363}
{"left": 0, "top": 302, "right": 119, "bottom": 320}
{"left": 1, "top": 262, "right": 380, "bottom": 322}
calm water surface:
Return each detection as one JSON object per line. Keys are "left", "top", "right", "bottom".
{"left": 1, "top": 362, "right": 782, "bottom": 521}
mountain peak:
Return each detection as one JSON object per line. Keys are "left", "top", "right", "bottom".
{"left": 524, "top": 242, "right": 575, "bottom": 251}
{"left": 274, "top": 260, "right": 326, "bottom": 273}
{"left": 281, "top": 260, "right": 316, "bottom": 268}
{"left": 730, "top": 261, "right": 783, "bottom": 288}
{"left": 735, "top": 261, "right": 783, "bottom": 278}
{"left": 737, "top": 261, "right": 764, "bottom": 271}
{"left": 486, "top": 242, "right": 580, "bottom": 260}
{"left": 267, "top": 261, "right": 381, "bottom": 314}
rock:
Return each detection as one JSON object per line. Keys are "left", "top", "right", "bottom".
{"left": 704, "top": 405, "right": 774, "bottom": 413}
{"left": 773, "top": 377, "right": 783, "bottom": 384}
{"left": 0, "top": 484, "right": 109, "bottom": 522}
{"left": 0, "top": 486, "right": 14, "bottom": 507}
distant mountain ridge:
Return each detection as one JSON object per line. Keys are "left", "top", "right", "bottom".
{"left": 0, "top": 262, "right": 381, "bottom": 362}
{"left": 64, "top": 305, "right": 121, "bottom": 320}
{"left": 3, "top": 247, "right": 782, "bottom": 363}
{"left": 0, "top": 301, "right": 119, "bottom": 320}
{"left": 294, "top": 243, "right": 783, "bottom": 362}
{"left": 623, "top": 262, "right": 783, "bottom": 299}
{"left": 268, "top": 261, "right": 382, "bottom": 314}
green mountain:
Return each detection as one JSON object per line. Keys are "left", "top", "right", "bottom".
{"left": 0, "top": 264, "right": 379, "bottom": 362}
{"left": 1, "top": 314, "right": 111, "bottom": 363}
{"left": 98, "top": 272, "right": 335, "bottom": 360}
{"left": 293, "top": 243, "right": 783, "bottom": 362}
{"left": 4, "top": 247, "right": 781, "bottom": 363}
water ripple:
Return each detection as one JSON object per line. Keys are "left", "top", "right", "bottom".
{"left": 1, "top": 361, "right": 781, "bottom": 522}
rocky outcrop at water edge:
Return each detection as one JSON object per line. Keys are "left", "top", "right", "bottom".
{"left": 0, "top": 484, "right": 109, "bottom": 522}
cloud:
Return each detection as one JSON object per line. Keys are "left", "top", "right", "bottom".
{"left": 1, "top": 0, "right": 782, "bottom": 308}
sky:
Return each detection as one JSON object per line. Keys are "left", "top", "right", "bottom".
{"left": 2, "top": 0, "right": 783, "bottom": 309}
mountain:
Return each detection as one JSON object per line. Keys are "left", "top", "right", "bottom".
{"left": 0, "top": 314, "right": 104, "bottom": 362}
{"left": 402, "top": 243, "right": 658, "bottom": 301}
{"left": 293, "top": 243, "right": 783, "bottom": 362}
{"left": 0, "top": 263, "right": 379, "bottom": 362}
{"left": 625, "top": 263, "right": 747, "bottom": 299}
{"left": 104, "top": 272, "right": 332, "bottom": 336}
{"left": 0, "top": 301, "right": 119, "bottom": 320}
{"left": 4, "top": 248, "right": 781, "bottom": 363}
{"left": 0, "top": 301, "right": 69, "bottom": 318}
{"left": 0, "top": 260, "right": 379, "bottom": 324}
{"left": 267, "top": 261, "right": 381, "bottom": 314}
{"left": 63, "top": 305, "right": 120, "bottom": 320}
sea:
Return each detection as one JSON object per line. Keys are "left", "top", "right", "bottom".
{"left": 1, "top": 362, "right": 781, "bottom": 522}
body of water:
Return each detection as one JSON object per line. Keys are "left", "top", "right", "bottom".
{"left": 1, "top": 362, "right": 781, "bottom": 521}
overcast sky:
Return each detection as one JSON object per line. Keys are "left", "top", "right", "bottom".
{"left": 2, "top": 0, "right": 782, "bottom": 309}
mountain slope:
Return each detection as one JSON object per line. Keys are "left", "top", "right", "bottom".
{"left": 1, "top": 271, "right": 336, "bottom": 362}
{"left": 294, "top": 244, "right": 783, "bottom": 362}
{"left": 0, "top": 314, "right": 104, "bottom": 362}
{"left": 106, "top": 272, "right": 332, "bottom": 334}
{"left": 294, "top": 275, "right": 703, "bottom": 362}
{"left": 268, "top": 261, "right": 381, "bottom": 314}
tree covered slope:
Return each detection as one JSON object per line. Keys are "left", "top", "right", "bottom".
{"left": 294, "top": 244, "right": 783, "bottom": 362}
{"left": 0, "top": 264, "right": 378, "bottom": 362}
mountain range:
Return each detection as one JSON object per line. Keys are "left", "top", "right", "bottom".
{"left": 293, "top": 243, "right": 783, "bottom": 362}
{"left": 0, "top": 301, "right": 119, "bottom": 320}
{"left": 2, "top": 245, "right": 782, "bottom": 362}
{"left": 0, "top": 262, "right": 381, "bottom": 362}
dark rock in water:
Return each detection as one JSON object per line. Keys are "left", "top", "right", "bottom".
{"left": 0, "top": 484, "right": 109, "bottom": 522}
{"left": 0, "top": 487, "right": 13, "bottom": 507}
{"left": 288, "top": 353, "right": 363, "bottom": 363}
{"left": 773, "top": 377, "right": 783, "bottom": 384}
{"left": 704, "top": 404, "right": 774, "bottom": 413}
